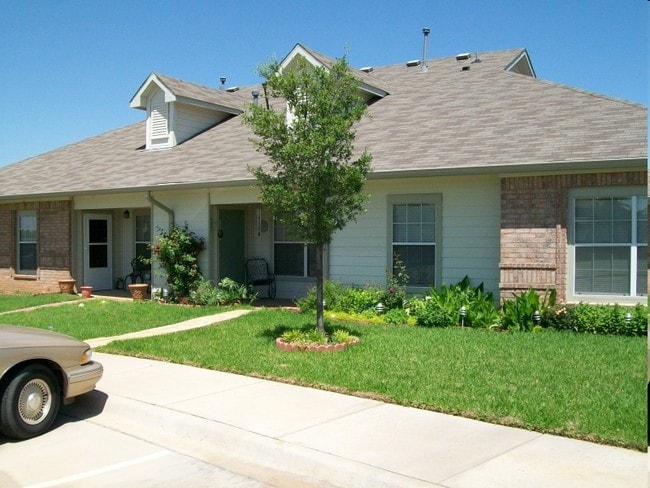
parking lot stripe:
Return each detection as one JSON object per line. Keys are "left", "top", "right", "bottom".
{"left": 24, "top": 450, "right": 170, "bottom": 488}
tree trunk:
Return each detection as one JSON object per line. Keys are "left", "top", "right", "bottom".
{"left": 315, "top": 243, "right": 325, "bottom": 332}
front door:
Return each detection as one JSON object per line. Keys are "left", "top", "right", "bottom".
{"left": 84, "top": 214, "right": 112, "bottom": 290}
{"left": 218, "top": 208, "right": 245, "bottom": 283}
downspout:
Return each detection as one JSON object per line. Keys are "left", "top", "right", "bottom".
{"left": 146, "top": 191, "right": 174, "bottom": 230}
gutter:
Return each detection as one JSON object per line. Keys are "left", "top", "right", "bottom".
{"left": 146, "top": 191, "right": 174, "bottom": 230}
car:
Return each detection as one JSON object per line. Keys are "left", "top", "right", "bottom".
{"left": 0, "top": 325, "right": 103, "bottom": 439}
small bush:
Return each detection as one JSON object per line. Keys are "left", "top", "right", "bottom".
{"left": 416, "top": 300, "right": 455, "bottom": 328}
{"left": 383, "top": 308, "right": 409, "bottom": 325}
{"left": 189, "top": 278, "right": 255, "bottom": 306}
{"left": 546, "top": 303, "right": 647, "bottom": 337}
{"left": 338, "top": 285, "right": 384, "bottom": 314}
{"left": 281, "top": 328, "right": 356, "bottom": 345}
{"left": 149, "top": 224, "right": 205, "bottom": 301}
{"left": 382, "top": 253, "right": 409, "bottom": 310}
{"left": 500, "top": 288, "right": 556, "bottom": 332}
{"left": 296, "top": 280, "right": 347, "bottom": 313}
{"left": 411, "top": 276, "right": 500, "bottom": 329}
{"left": 281, "top": 328, "right": 327, "bottom": 345}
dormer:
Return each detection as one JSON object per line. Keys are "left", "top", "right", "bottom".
{"left": 130, "top": 73, "right": 245, "bottom": 150}
{"left": 278, "top": 44, "right": 390, "bottom": 104}
{"left": 504, "top": 49, "right": 536, "bottom": 77}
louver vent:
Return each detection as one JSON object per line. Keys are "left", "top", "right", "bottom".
{"left": 151, "top": 93, "right": 168, "bottom": 139}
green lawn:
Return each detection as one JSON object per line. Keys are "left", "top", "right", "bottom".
{"left": 0, "top": 292, "right": 79, "bottom": 313}
{"left": 0, "top": 298, "right": 243, "bottom": 340}
{"left": 97, "top": 308, "right": 647, "bottom": 451}
{"left": 1, "top": 296, "right": 644, "bottom": 450}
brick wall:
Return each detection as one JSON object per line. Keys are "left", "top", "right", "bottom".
{"left": 499, "top": 171, "right": 646, "bottom": 303}
{"left": 0, "top": 200, "right": 73, "bottom": 294}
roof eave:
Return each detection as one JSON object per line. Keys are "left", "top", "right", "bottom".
{"left": 368, "top": 158, "right": 647, "bottom": 180}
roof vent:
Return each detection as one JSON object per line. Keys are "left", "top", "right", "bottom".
{"left": 251, "top": 89, "right": 260, "bottom": 105}
{"left": 461, "top": 65, "right": 470, "bottom": 71}
{"left": 220, "top": 77, "right": 226, "bottom": 90}
{"left": 359, "top": 66, "right": 374, "bottom": 73}
{"left": 455, "top": 53, "right": 471, "bottom": 61}
{"left": 226, "top": 86, "right": 240, "bottom": 92}
{"left": 406, "top": 59, "right": 421, "bottom": 68}
{"left": 421, "top": 27, "right": 430, "bottom": 73}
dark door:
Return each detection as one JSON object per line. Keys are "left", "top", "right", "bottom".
{"left": 218, "top": 209, "right": 245, "bottom": 283}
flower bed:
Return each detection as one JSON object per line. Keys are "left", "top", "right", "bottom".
{"left": 275, "top": 336, "right": 359, "bottom": 352}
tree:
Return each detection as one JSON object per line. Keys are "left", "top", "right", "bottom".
{"left": 243, "top": 54, "right": 372, "bottom": 332}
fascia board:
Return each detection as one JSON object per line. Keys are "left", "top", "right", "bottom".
{"left": 175, "top": 95, "right": 243, "bottom": 115}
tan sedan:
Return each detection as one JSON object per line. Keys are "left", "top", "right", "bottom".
{"left": 0, "top": 325, "right": 103, "bottom": 439}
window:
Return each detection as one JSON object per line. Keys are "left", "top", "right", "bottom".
{"left": 135, "top": 213, "right": 151, "bottom": 270}
{"left": 571, "top": 190, "right": 647, "bottom": 299}
{"left": 17, "top": 210, "right": 37, "bottom": 274}
{"left": 273, "top": 220, "right": 316, "bottom": 277}
{"left": 389, "top": 195, "right": 441, "bottom": 288}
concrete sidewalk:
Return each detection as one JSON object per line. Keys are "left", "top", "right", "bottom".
{"left": 82, "top": 349, "right": 646, "bottom": 488}
{"left": 87, "top": 309, "right": 253, "bottom": 347}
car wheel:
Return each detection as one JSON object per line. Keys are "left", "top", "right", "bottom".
{"left": 0, "top": 365, "right": 61, "bottom": 439}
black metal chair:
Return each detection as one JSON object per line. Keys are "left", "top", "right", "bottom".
{"left": 124, "top": 258, "right": 151, "bottom": 289}
{"left": 245, "top": 257, "right": 276, "bottom": 299}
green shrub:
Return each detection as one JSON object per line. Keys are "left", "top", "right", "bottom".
{"left": 546, "top": 303, "right": 647, "bottom": 337}
{"left": 500, "top": 288, "right": 556, "bottom": 332}
{"left": 281, "top": 328, "right": 327, "bottom": 345}
{"left": 416, "top": 300, "right": 455, "bottom": 328}
{"left": 338, "top": 285, "right": 384, "bottom": 314}
{"left": 382, "top": 253, "right": 409, "bottom": 310}
{"left": 411, "top": 276, "right": 500, "bottom": 329}
{"left": 331, "top": 329, "right": 356, "bottom": 344}
{"left": 281, "top": 328, "right": 356, "bottom": 345}
{"left": 189, "top": 277, "right": 255, "bottom": 306}
{"left": 149, "top": 224, "right": 205, "bottom": 301}
{"left": 296, "top": 280, "right": 346, "bottom": 313}
{"left": 383, "top": 308, "right": 409, "bottom": 325}
{"left": 189, "top": 279, "right": 220, "bottom": 305}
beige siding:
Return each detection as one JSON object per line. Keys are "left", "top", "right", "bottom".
{"left": 175, "top": 104, "right": 229, "bottom": 144}
{"left": 329, "top": 175, "right": 501, "bottom": 297}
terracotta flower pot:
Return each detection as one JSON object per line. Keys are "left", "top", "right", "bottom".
{"left": 58, "top": 279, "right": 76, "bottom": 294}
{"left": 128, "top": 283, "right": 149, "bottom": 301}
{"left": 80, "top": 286, "right": 93, "bottom": 299}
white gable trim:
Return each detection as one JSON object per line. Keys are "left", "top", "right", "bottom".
{"left": 504, "top": 49, "right": 536, "bottom": 78}
{"left": 279, "top": 44, "right": 389, "bottom": 98}
{"left": 130, "top": 73, "right": 176, "bottom": 110}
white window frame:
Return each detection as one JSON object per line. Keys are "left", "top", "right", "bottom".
{"left": 17, "top": 210, "right": 37, "bottom": 275}
{"left": 388, "top": 194, "right": 442, "bottom": 293}
{"left": 567, "top": 186, "right": 647, "bottom": 304}
{"left": 273, "top": 219, "right": 317, "bottom": 278}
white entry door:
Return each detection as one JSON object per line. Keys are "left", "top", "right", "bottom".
{"left": 84, "top": 214, "right": 112, "bottom": 290}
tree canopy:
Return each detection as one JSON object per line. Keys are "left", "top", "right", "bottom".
{"left": 243, "top": 53, "right": 372, "bottom": 331}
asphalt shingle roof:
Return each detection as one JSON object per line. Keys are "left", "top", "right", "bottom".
{"left": 1, "top": 48, "right": 646, "bottom": 199}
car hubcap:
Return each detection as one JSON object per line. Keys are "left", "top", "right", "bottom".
{"left": 18, "top": 379, "right": 52, "bottom": 425}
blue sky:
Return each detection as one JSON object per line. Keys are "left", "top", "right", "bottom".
{"left": 0, "top": 0, "right": 646, "bottom": 167}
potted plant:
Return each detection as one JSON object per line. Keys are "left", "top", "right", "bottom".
{"left": 128, "top": 283, "right": 149, "bottom": 301}
{"left": 58, "top": 279, "right": 76, "bottom": 294}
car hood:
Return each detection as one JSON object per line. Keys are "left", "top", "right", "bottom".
{"left": 0, "top": 325, "right": 87, "bottom": 349}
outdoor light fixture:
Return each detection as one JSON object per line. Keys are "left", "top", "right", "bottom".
{"left": 533, "top": 310, "right": 541, "bottom": 324}
{"left": 123, "top": 210, "right": 130, "bottom": 219}
{"left": 376, "top": 302, "right": 385, "bottom": 314}
{"left": 459, "top": 306, "right": 467, "bottom": 327}
{"left": 625, "top": 312, "right": 632, "bottom": 324}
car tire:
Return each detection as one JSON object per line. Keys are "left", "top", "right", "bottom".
{"left": 0, "top": 365, "right": 61, "bottom": 439}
